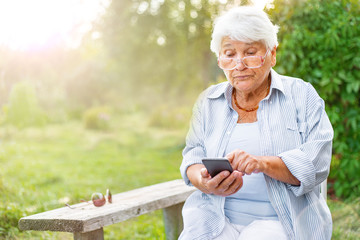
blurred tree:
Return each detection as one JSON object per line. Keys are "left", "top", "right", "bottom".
{"left": 98, "top": 0, "right": 250, "bottom": 108}
{"left": 0, "top": 47, "right": 73, "bottom": 117}
{"left": 6, "top": 82, "right": 47, "bottom": 128}
{"left": 271, "top": 0, "right": 360, "bottom": 199}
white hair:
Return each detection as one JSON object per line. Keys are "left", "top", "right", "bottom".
{"left": 210, "top": 6, "right": 279, "bottom": 57}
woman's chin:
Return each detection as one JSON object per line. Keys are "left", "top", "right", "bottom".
{"left": 231, "top": 80, "right": 254, "bottom": 92}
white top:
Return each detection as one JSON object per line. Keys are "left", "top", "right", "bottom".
{"left": 224, "top": 122, "right": 278, "bottom": 225}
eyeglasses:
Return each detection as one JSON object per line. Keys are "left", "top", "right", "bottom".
{"left": 65, "top": 189, "right": 112, "bottom": 209}
{"left": 218, "top": 49, "right": 270, "bottom": 70}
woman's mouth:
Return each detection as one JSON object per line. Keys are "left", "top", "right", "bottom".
{"left": 233, "top": 75, "right": 251, "bottom": 80}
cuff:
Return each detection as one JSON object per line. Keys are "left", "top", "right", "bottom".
{"left": 278, "top": 149, "right": 316, "bottom": 196}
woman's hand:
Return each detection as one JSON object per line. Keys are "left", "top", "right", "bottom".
{"left": 226, "top": 150, "right": 265, "bottom": 175}
{"left": 226, "top": 149, "right": 301, "bottom": 185}
{"left": 187, "top": 164, "right": 243, "bottom": 197}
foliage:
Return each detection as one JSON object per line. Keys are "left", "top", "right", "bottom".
{"left": 83, "top": 106, "right": 111, "bottom": 130}
{"left": 5, "top": 81, "right": 47, "bottom": 128}
{"left": 1, "top": 1, "right": 360, "bottom": 238}
{"left": 148, "top": 105, "right": 192, "bottom": 129}
{"left": 0, "top": 203, "right": 26, "bottom": 238}
{"left": 64, "top": 42, "right": 114, "bottom": 110}
{"left": 98, "top": 0, "right": 252, "bottom": 105}
{"left": 328, "top": 198, "right": 360, "bottom": 239}
{"left": 271, "top": 0, "right": 360, "bottom": 199}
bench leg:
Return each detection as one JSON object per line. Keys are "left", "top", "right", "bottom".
{"left": 321, "top": 179, "right": 327, "bottom": 200}
{"left": 73, "top": 228, "right": 104, "bottom": 240}
{"left": 163, "top": 202, "right": 184, "bottom": 240}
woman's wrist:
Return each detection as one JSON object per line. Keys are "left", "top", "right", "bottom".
{"left": 258, "top": 156, "right": 273, "bottom": 175}
{"left": 261, "top": 156, "right": 286, "bottom": 173}
{"left": 187, "top": 164, "right": 205, "bottom": 188}
{"left": 260, "top": 156, "right": 300, "bottom": 185}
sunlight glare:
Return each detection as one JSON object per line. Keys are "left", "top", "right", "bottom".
{"left": 0, "top": 0, "right": 110, "bottom": 50}
{"left": 250, "top": 0, "right": 275, "bottom": 9}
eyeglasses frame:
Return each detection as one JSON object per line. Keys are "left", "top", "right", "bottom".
{"left": 218, "top": 49, "right": 270, "bottom": 70}
{"left": 65, "top": 189, "right": 112, "bottom": 209}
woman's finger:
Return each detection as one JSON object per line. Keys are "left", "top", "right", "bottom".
{"left": 205, "top": 171, "right": 231, "bottom": 194}
{"left": 220, "top": 171, "right": 243, "bottom": 196}
{"left": 200, "top": 167, "right": 210, "bottom": 178}
{"left": 231, "top": 172, "right": 244, "bottom": 193}
{"left": 231, "top": 149, "right": 247, "bottom": 170}
{"left": 225, "top": 152, "right": 235, "bottom": 162}
{"left": 211, "top": 170, "right": 231, "bottom": 184}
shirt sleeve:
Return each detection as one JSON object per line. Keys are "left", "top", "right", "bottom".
{"left": 278, "top": 83, "right": 334, "bottom": 197}
{"left": 180, "top": 91, "right": 207, "bottom": 186}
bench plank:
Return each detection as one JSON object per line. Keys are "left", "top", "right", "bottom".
{"left": 19, "top": 179, "right": 195, "bottom": 234}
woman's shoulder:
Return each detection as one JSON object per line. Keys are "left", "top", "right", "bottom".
{"left": 274, "top": 71, "right": 310, "bottom": 88}
{"left": 274, "top": 70, "right": 320, "bottom": 97}
{"left": 273, "top": 70, "right": 323, "bottom": 106}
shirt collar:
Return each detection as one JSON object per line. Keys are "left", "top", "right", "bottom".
{"left": 207, "top": 81, "right": 231, "bottom": 99}
{"left": 269, "top": 68, "right": 285, "bottom": 97}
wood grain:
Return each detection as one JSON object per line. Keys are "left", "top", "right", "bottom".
{"left": 18, "top": 179, "right": 196, "bottom": 233}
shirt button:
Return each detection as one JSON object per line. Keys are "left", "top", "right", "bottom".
{"left": 233, "top": 116, "right": 237, "bottom": 119}
{"left": 227, "top": 131, "right": 231, "bottom": 135}
{"left": 212, "top": 232, "right": 217, "bottom": 237}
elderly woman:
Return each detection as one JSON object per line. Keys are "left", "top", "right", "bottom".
{"left": 179, "top": 6, "right": 333, "bottom": 240}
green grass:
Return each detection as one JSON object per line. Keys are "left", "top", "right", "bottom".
{"left": 329, "top": 198, "right": 360, "bottom": 239}
{"left": 0, "top": 112, "right": 186, "bottom": 239}
{"left": 0, "top": 112, "right": 359, "bottom": 239}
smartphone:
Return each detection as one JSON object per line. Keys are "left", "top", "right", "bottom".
{"left": 202, "top": 158, "right": 233, "bottom": 178}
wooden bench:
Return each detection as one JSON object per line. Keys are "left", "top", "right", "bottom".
{"left": 18, "top": 179, "right": 327, "bottom": 240}
{"left": 18, "top": 179, "right": 196, "bottom": 240}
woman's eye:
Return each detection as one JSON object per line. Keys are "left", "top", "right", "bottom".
{"left": 224, "top": 52, "right": 235, "bottom": 57}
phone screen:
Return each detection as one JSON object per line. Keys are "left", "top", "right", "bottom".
{"left": 202, "top": 158, "right": 233, "bottom": 177}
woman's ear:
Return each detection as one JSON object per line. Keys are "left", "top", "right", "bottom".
{"left": 271, "top": 46, "right": 277, "bottom": 67}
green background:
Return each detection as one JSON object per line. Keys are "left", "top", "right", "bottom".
{"left": 0, "top": 0, "right": 359, "bottom": 239}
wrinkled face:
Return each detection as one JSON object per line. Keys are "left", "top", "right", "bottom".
{"left": 219, "top": 37, "right": 276, "bottom": 93}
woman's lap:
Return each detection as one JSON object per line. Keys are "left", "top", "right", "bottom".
{"left": 214, "top": 219, "right": 288, "bottom": 240}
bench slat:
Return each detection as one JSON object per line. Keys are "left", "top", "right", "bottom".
{"left": 19, "top": 179, "right": 195, "bottom": 233}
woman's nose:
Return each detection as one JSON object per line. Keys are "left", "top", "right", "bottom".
{"left": 234, "top": 58, "right": 246, "bottom": 70}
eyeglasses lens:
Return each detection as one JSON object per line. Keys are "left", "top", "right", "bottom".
{"left": 219, "top": 57, "right": 262, "bottom": 70}
{"left": 106, "top": 189, "right": 112, "bottom": 203}
{"left": 91, "top": 192, "right": 106, "bottom": 207}
{"left": 243, "top": 57, "right": 262, "bottom": 68}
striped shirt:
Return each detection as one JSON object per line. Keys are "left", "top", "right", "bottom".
{"left": 179, "top": 69, "right": 333, "bottom": 240}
